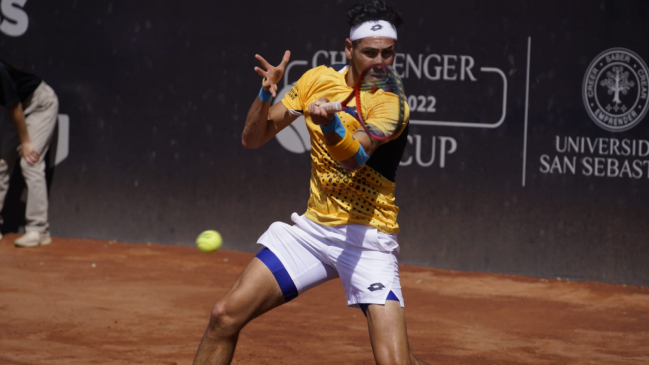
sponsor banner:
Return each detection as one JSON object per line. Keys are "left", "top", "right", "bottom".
{"left": 0, "top": 0, "right": 29, "bottom": 37}
{"left": 2, "top": 0, "right": 647, "bottom": 285}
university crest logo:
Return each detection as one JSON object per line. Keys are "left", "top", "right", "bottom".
{"left": 583, "top": 48, "right": 649, "bottom": 132}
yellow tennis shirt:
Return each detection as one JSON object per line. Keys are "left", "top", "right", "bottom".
{"left": 281, "top": 65, "right": 409, "bottom": 234}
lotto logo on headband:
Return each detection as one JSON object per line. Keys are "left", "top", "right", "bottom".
{"left": 350, "top": 20, "right": 397, "bottom": 41}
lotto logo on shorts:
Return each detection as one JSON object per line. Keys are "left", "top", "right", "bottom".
{"left": 367, "top": 283, "right": 385, "bottom": 292}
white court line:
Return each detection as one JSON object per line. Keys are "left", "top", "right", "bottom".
{"left": 522, "top": 37, "right": 531, "bottom": 187}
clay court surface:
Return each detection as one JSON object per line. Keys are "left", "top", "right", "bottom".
{"left": 1, "top": 234, "right": 648, "bottom": 365}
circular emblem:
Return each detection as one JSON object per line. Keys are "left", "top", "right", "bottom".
{"left": 583, "top": 48, "right": 649, "bottom": 132}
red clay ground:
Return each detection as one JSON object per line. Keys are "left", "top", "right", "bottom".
{"left": 1, "top": 233, "right": 648, "bottom": 365}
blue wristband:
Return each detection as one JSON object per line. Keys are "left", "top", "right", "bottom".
{"left": 354, "top": 143, "right": 371, "bottom": 166}
{"left": 259, "top": 87, "right": 272, "bottom": 103}
{"left": 320, "top": 114, "right": 346, "bottom": 138}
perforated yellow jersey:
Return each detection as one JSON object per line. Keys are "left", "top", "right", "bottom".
{"left": 281, "top": 65, "right": 409, "bottom": 234}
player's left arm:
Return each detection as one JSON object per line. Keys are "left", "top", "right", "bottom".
{"left": 309, "top": 98, "right": 384, "bottom": 172}
{"left": 242, "top": 51, "right": 298, "bottom": 149}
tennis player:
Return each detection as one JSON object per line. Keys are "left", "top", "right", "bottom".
{"left": 194, "top": 1, "right": 428, "bottom": 364}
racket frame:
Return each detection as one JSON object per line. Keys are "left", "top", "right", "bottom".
{"left": 319, "top": 63, "right": 406, "bottom": 141}
{"left": 354, "top": 63, "right": 406, "bottom": 141}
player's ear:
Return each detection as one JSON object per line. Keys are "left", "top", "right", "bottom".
{"left": 345, "top": 38, "right": 353, "bottom": 61}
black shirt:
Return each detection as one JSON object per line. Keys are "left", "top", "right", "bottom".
{"left": 0, "top": 61, "right": 42, "bottom": 108}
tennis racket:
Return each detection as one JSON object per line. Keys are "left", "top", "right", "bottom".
{"left": 320, "top": 63, "right": 407, "bottom": 141}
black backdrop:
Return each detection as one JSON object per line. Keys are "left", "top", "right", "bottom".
{"left": 1, "top": 0, "right": 648, "bottom": 285}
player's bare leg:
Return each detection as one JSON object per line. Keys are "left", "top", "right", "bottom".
{"left": 366, "top": 301, "right": 430, "bottom": 365}
{"left": 193, "top": 257, "right": 285, "bottom": 365}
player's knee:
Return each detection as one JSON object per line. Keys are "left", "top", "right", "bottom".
{"left": 19, "top": 157, "right": 30, "bottom": 170}
{"left": 208, "top": 300, "right": 243, "bottom": 337}
{"left": 20, "top": 156, "right": 43, "bottom": 172}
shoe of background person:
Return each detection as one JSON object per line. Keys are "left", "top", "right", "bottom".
{"left": 0, "top": 232, "right": 3, "bottom": 241}
{"left": 15, "top": 231, "right": 52, "bottom": 248}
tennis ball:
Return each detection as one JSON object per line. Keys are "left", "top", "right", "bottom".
{"left": 196, "top": 230, "right": 222, "bottom": 253}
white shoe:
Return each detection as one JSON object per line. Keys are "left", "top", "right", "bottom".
{"left": 0, "top": 232, "right": 3, "bottom": 241}
{"left": 15, "top": 231, "right": 52, "bottom": 248}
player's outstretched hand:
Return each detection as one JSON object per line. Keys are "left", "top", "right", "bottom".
{"left": 254, "top": 50, "right": 290, "bottom": 98}
{"left": 308, "top": 97, "right": 335, "bottom": 126}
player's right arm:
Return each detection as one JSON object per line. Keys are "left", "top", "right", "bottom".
{"left": 308, "top": 98, "right": 384, "bottom": 172}
{"left": 242, "top": 51, "right": 298, "bottom": 149}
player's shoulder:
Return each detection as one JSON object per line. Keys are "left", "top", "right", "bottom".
{"left": 298, "top": 65, "right": 348, "bottom": 93}
{"left": 325, "top": 64, "right": 349, "bottom": 73}
{"left": 302, "top": 64, "right": 347, "bottom": 79}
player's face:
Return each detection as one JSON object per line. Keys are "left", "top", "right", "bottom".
{"left": 347, "top": 36, "right": 397, "bottom": 75}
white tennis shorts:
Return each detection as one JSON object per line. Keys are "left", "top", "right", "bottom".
{"left": 257, "top": 213, "right": 404, "bottom": 308}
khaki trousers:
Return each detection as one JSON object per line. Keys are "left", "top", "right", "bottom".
{"left": 0, "top": 81, "right": 59, "bottom": 232}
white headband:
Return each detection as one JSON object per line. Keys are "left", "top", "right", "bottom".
{"left": 349, "top": 20, "right": 398, "bottom": 41}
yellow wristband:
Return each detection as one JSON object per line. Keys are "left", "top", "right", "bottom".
{"left": 327, "top": 130, "right": 360, "bottom": 162}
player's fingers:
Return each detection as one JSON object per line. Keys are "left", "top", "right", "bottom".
{"left": 255, "top": 67, "right": 268, "bottom": 77}
{"left": 254, "top": 66, "right": 267, "bottom": 78}
{"left": 309, "top": 102, "right": 321, "bottom": 116}
{"left": 315, "top": 107, "right": 327, "bottom": 119}
{"left": 255, "top": 54, "right": 271, "bottom": 68}
{"left": 278, "top": 50, "right": 291, "bottom": 69}
{"left": 20, "top": 149, "right": 28, "bottom": 162}
{"left": 270, "top": 84, "right": 278, "bottom": 98}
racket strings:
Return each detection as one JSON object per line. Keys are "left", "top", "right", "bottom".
{"left": 361, "top": 93, "right": 400, "bottom": 137}
{"left": 358, "top": 71, "right": 404, "bottom": 138}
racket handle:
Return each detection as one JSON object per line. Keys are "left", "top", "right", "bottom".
{"left": 320, "top": 101, "right": 342, "bottom": 113}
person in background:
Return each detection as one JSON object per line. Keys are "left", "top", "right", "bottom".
{"left": 0, "top": 58, "right": 58, "bottom": 247}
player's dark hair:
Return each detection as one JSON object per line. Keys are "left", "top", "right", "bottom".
{"left": 347, "top": 0, "right": 404, "bottom": 28}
